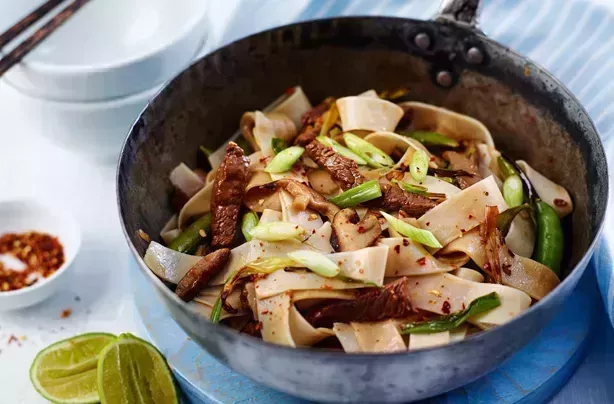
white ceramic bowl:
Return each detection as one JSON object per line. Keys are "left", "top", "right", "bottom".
{"left": 1, "top": 0, "right": 208, "bottom": 101}
{"left": 0, "top": 79, "right": 162, "bottom": 162}
{"left": 0, "top": 200, "right": 81, "bottom": 311}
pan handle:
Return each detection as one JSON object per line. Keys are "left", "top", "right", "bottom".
{"left": 435, "top": 0, "right": 482, "bottom": 28}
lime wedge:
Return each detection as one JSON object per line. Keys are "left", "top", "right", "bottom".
{"left": 30, "top": 333, "right": 116, "bottom": 404}
{"left": 97, "top": 333, "right": 178, "bottom": 404}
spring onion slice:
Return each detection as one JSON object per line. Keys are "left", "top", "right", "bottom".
{"left": 410, "top": 149, "right": 429, "bottom": 181}
{"left": 380, "top": 211, "right": 442, "bottom": 248}
{"left": 503, "top": 175, "right": 524, "bottom": 207}
{"left": 497, "top": 204, "right": 531, "bottom": 236}
{"left": 497, "top": 156, "right": 517, "bottom": 179}
{"left": 329, "top": 180, "right": 382, "bottom": 208}
{"left": 401, "top": 292, "right": 501, "bottom": 334}
{"left": 343, "top": 133, "right": 394, "bottom": 168}
{"left": 241, "top": 211, "right": 259, "bottom": 241}
{"left": 287, "top": 250, "right": 340, "bottom": 278}
{"left": 249, "top": 221, "right": 306, "bottom": 241}
{"left": 210, "top": 297, "right": 223, "bottom": 323}
{"left": 391, "top": 179, "right": 428, "bottom": 195}
{"left": 271, "top": 138, "right": 288, "bottom": 154}
{"left": 265, "top": 146, "right": 305, "bottom": 173}
{"left": 403, "top": 131, "right": 459, "bottom": 148}
{"left": 316, "top": 136, "right": 367, "bottom": 165}
{"left": 246, "top": 257, "right": 299, "bottom": 272}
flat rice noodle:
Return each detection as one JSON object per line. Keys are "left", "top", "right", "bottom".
{"left": 398, "top": 102, "right": 494, "bottom": 146}
{"left": 333, "top": 323, "right": 362, "bottom": 353}
{"left": 351, "top": 320, "right": 406, "bottom": 353}
{"left": 476, "top": 144, "right": 501, "bottom": 180}
{"left": 408, "top": 332, "right": 450, "bottom": 350}
{"left": 210, "top": 239, "right": 318, "bottom": 285}
{"left": 194, "top": 286, "right": 242, "bottom": 309}
{"left": 517, "top": 160, "right": 573, "bottom": 218}
{"left": 255, "top": 270, "right": 370, "bottom": 299}
{"left": 439, "top": 229, "right": 559, "bottom": 300}
{"left": 169, "top": 163, "right": 205, "bottom": 198}
{"left": 143, "top": 241, "right": 201, "bottom": 284}
{"left": 258, "top": 292, "right": 295, "bottom": 347}
{"left": 189, "top": 301, "right": 246, "bottom": 321}
{"left": 418, "top": 176, "right": 506, "bottom": 248}
{"left": 259, "top": 209, "right": 282, "bottom": 225}
{"left": 160, "top": 214, "right": 181, "bottom": 245}
{"left": 244, "top": 282, "right": 258, "bottom": 320}
{"left": 245, "top": 173, "right": 282, "bottom": 212}
{"left": 450, "top": 324, "right": 469, "bottom": 342}
{"left": 269, "top": 164, "right": 310, "bottom": 183}
{"left": 270, "top": 86, "right": 312, "bottom": 128}
{"left": 406, "top": 273, "right": 531, "bottom": 326}
{"left": 289, "top": 305, "right": 335, "bottom": 347}
{"left": 178, "top": 181, "right": 214, "bottom": 228}
{"left": 337, "top": 97, "right": 404, "bottom": 132}
{"left": 357, "top": 89, "right": 378, "bottom": 98}
{"left": 304, "top": 221, "right": 334, "bottom": 253}
{"left": 452, "top": 267, "right": 484, "bottom": 283}
{"left": 379, "top": 238, "right": 455, "bottom": 276}
{"left": 400, "top": 173, "right": 462, "bottom": 198}
{"left": 363, "top": 131, "right": 436, "bottom": 171}
{"left": 505, "top": 212, "right": 535, "bottom": 258}
{"left": 241, "top": 111, "right": 297, "bottom": 156}
{"left": 280, "top": 190, "right": 323, "bottom": 232}
{"left": 326, "top": 245, "right": 389, "bottom": 285}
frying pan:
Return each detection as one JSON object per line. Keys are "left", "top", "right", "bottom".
{"left": 117, "top": 0, "right": 608, "bottom": 402}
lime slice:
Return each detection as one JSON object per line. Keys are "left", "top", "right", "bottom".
{"left": 97, "top": 333, "right": 178, "bottom": 404}
{"left": 30, "top": 332, "right": 116, "bottom": 404}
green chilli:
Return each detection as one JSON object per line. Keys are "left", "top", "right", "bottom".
{"left": 533, "top": 201, "right": 564, "bottom": 275}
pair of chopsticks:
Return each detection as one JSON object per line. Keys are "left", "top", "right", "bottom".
{"left": 0, "top": 0, "right": 90, "bottom": 77}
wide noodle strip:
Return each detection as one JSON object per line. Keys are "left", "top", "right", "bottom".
{"left": 169, "top": 163, "right": 205, "bottom": 199}
{"left": 269, "top": 86, "right": 313, "bottom": 128}
{"left": 337, "top": 96, "right": 404, "bottom": 133}
{"left": 399, "top": 102, "right": 495, "bottom": 146}
{"left": 304, "top": 222, "right": 334, "bottom": 253}
{"left": 280, "top": 190, "right": 323, "bottom": 232}
{"left": 160, "top": 214, "right": 180, "bottom": 245}
{"left": 517, "top": 160, "right": 573, "bottom": 218}
{"left": 379, "top": 238, "right": 455, "bottom": 276}
{"left": 398, "top": 173, "right": 462, "bottom": 198}
{"left": 406, "top": 273, "right": 531, "bottom": 326}
{"left": 189, "top": 301, "right": 247, "bottom": 321}
{"left": 351, "top": 320, "right": 406, "bottom": 353}
{"left": 363, "top": 131, "right": 435, "bottom": 171}
{"left": 408, "top": 332, "right": 450, "bottom": 350}
{"left": 418, "top": 176, "right": 506, "bottom": 248}
{"left": 439, "top": 229, "right": 560, "bottom": 300}
{"left": 289, "top": 305, "right": 335, "bottom": 346}
{"left": 258, "top": 292, "right": 295, "bottom": 347}
{"left": 241, "top": 111, "right": 297, "bottom": 156}
{"left": 333, "top": 323, "right": 362, "bottom": 353}
{"left": 144, "top": 241, "right": 201, "bottom": 284}
{"left": 178, "top": 181, "right": 214, "bottom": 228}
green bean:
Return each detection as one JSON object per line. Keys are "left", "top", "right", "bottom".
{"left": 402, "top": 131, "right": 459, "bottom": 148}
{"left": 168, "top": 213, "right": 212, "bottom": 254}
{"left": 503, "top": 175, "right": 524, "bottom": 207}
{"left": 533, "top": 201, "right": 564, "bottom": 275}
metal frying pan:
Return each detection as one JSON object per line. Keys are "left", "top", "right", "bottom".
{"left": 117, "top": 0, "right": 608, "bottom": 401}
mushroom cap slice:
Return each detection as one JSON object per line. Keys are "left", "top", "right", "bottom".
{"left": 332, "top": 208, "right": 382, "bottom": 252}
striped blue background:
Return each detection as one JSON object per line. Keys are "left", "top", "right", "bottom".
{"left": 208, "top": 0, "right": 614, "bottom": 328}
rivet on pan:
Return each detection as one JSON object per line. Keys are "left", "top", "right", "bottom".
{"left": 414, "top": 33, "right": 431, "bottom": 50}
{"left": 436, "top": 71, "right": 453, "bottom": 87}
{"left": 467, "top": 47, "right": 484, "bottom": 64}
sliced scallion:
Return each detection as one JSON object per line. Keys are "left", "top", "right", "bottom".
{"left": 391, "top": 179, "right": 428, "bottom": 195}
{"left": 287, "top": 250, "right": 340, "bottom": 278}
{"left": 210, "top": 296, "right": 223, "bottom": 323}
{"left": 403, "top": 131, "right": 459, "bottom": 148}
{"left": 271, "top": 138, "right": 288, "bottom": 154}
{"left": 264, "top": 146, "right": 304, "bottom": 173}
{"left": 503, "top": 175, "right": 523, "bottom": 207}
{"left": 329, "top": 180, "right": 382, "bottom": 208}
{"left": 241, "top": 211, "right": 259, "bottom": 241}
{"left": 410, "top": 149, "right": 429, "bottom": 181}
{"left": 249, "top": 221, "right": 306, "bottom": 241}
{"left": 245, "top": 257, "right": 298, "bottom": 272}
{"left": 380, "top": 211, "right": 442, "bottom": 248}
{"left": 316, "top": 136, "right": 367, "bottom": 165}
{"left": 400, "top": 292, "right": 501, "bottom": 334}
{"left": 343, "top": 133, "right": 394, "bottom": 168}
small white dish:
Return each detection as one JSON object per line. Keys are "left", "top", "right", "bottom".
{"left": 1, "top": 0, "right": 208, "bottom": 101}
{"left": 0, "top": 200, "right": 81, "bottom": 311}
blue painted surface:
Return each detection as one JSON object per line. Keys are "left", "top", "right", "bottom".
{"left": 133, "top": 263, "right": 598, "bottom": 404}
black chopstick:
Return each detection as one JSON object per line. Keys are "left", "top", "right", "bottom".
{"left": 0, "top": 0, "right": 91, "bottom": 77}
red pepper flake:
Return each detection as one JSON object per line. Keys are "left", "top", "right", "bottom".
{"left": 468, "top": 214, "right": 474, "bottom": 219}
{"left": 425, "top": 222, "right": 430, "bottom": 226}
{"left": 393, "top": 245, "right": 401, "bottom": 254}
{"left": 402, "top": 239, "right": 410, "bottom": 246}
{"left": 357, "top": 226, "right": 366, "bottom": 234}
{"left": 260, "top": 310, "right": 269, "bottom": 315}
{"left": 442, "top": 301, "right": 451, "bottom": 314}
{"left": 61, "top": 308, "right": 72, "bottom": 319}
{"left": 416, "top": 257, "right": 426, "bottom": 266}
{"left": 460, "top": 229, "right": 466, "bottom": 233}
{"left": 554, "top": 198, "right": 568, "bottom": 207}
{"left": 0, "top": 231, "right": 64, "bottom": 292}
{"left": 484, "top": 191, "right": 489, "bottom": 196}
{"left": 284, "top": 86, "right": 296, "bottom": 96}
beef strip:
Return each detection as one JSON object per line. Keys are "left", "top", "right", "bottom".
{"left": 175, "top": 248, "right": 231, "bottom": 301}
{"left": 305, "top": 140, "right": 365, "bottom": 190}
{"left": 294, "top": 97, "right": 335, "bottom": 146}
{"left": 442, "top": 150, "right": 482, "bottom": 189}
{"left": 366, "top": 183, "right": 436, "bottom": 217}
{"left": 211, "top": 142, "right": 250, "bottom": 248}
{"left": 304, "top": 277, "right": 413, "bottom": 328}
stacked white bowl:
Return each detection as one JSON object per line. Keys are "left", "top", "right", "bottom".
{"left": 0, "top": 0, "right": 209, "bottom": 162}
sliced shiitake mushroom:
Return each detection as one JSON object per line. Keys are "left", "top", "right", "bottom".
{"left": 332, "top": 208, "right": 382, "bottom": 252}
